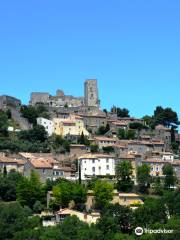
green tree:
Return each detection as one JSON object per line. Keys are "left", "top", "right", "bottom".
{"left": 90, "top": 144, "right": 99, "bottom": 153}
{"left": 162, "top": 163, "right": 176, "bottom": 189}
{"left": 20, "top": 104, "right": 49, "bottom": 125}
{"left": 117, "top": 129, "right": 126, "bottom": 139}
{"left": 52, "top": 135, "right": 70, "bottom": 153}
{"left": 103, "top": 109, "right": 108, "bottom": 115}
{"left": 20, "top": 105, "right": 38, "bottom": 125}
{"left": 93, "top": 180, "right": 114, "bottom": 210}
{"left": 3, "top": 166, "right": 7, "bottom": 177}
{"left": 0, "top": 170, "right": 23, "bottom": 201}
{"left": 102, "top": 146, "right": 114, "bottom": 153}
{"left": 16, "top": 171, "right": 45, "bottom": 210}
{"left": 18, "top": 125, "right": 48, "bottom": 142}
{"left": 77, "top": 132, "right": 90, "bottom": 145}
{"left": 102, "top": 204, "right": 134, "bottom": 233}
{"left": 117, "top": 129, "right": 136, "bottom": 140}
{"left": 97, "top": 124, "right": 110, "bottom": 135}
{"left": 137, "top": 164, "right": 150, "bottom": 193}
{"left": 152, "top": 177, "right": 163, "bottom": 195}
{"left": 53, "top": 180, "right": 87, "bottom": 209}
{"left": 126, "top": 129, "right": 136, "bottom": 140}
{"left": 154, "top": 106, "right": 179, "bottom": 127}
{"left": 0, "top": 110, "right": 9, "bottom": 137}
{"left": 129, "top": 122, "right": 147, "bottom": 131}
{"left": 162, "top": 188, "right": 180, "bottom": 218}
{"left": 134, "top": 197, "right": 167, "bottom": 227}
{"left": 0, "top": 202, "right": 40, "bottom": 240}
{"left": 33, "top": 200, "right": 44, "bottom": 213}
{"left": 111, "top": 106, "right": 130, "bottom": 118}
{"left": 142, "top": 115, "right": 154, "bottom": 129}
{"left": 116, "top": 161, "right": 134, "bottom": 192}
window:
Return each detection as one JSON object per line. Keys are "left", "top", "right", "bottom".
{"left": 42, "top": 169, "right": 45, "bottom": 174}
{"left": 92, "top": 167, "right": 95, "bottom": 172}
{"left": 92, "top": 160, "right": 95, "bottom": 163}
{"left": 106, "top": 159, "right": 109, "bottom": 163}
{"left": 99, "top": 166, "right": 101, "bottom": 170}
{"left": 106, "top": 165, "right": 109, "bottom": 170}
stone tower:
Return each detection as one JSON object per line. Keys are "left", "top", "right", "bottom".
{"left": 84, "top": 79, "right": 99, "bottom": 107}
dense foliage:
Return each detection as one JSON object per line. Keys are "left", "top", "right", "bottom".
{"left": 116, "top": 161, "right": 134, "bottom": 192}
{"left": 0, "top": 169, "right": 180, "bottom": 239}
{"left": 20, "top": 105, "right": 49, "bottom": 125}
{"left": 111, "top": 106, "right": 130, "bottom": 118}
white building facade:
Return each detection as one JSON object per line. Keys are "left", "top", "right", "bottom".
{"left": 78, "top": 154, "right": 116, "bottom": 180}
{"left": 37, "top": 117, "right": 54, "bottom": 136}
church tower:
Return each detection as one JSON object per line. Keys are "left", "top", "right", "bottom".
{"left": 84, "top": 79, "right": 99, "bottom": 108}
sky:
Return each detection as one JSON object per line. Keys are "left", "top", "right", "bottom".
{"left": 0, "top": 0, "right": 180, "bottom": 119}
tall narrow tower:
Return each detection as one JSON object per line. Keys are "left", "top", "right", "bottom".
{"left": 84, "top": 79, "right": 99, "bottom": 108}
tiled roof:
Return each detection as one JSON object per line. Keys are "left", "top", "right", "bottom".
{"left": 143, "top": 158, "right": 166, "bottom": 163}
{"left": 118, "top": 153, "right": 135, "bottom": 159}
{"left": 0, "top": 156, "right": 25, "bottom": 165}
{"left": 155, "top": 125, "right": 171, "bottom": 131}
{"left": 94, "top": 136, "right": 116, "bottom": 141}
{"left": 29, "top": 158, "right": 53, "bottom": 169}
{"left": 79, "top": 153, "right": 115, "bottom": 159}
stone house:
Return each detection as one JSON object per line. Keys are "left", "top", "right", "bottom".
{"left": 154, "top": 125, "right": 171, "bottom": 150}
{"left": 0, "top": 153, "right": 25, "bottom": 174}
{"left": 142, "top": 158, "right": 180, "bottom": 180}
{"left": 78, "top": 112, "right": 107, "bottom": 134}
{"left": 94, "top": 136, "right": 117, "bottom": 149}
{"left": 56, "top": 208, "right": 100, "bottom": 225}
{"left": 53, "top": 115, "right": 89, "bottom": 137}
{"left": 142, "top": 158, "right": 165, "bottom": 177}
{"left": 86, "top": 190, "right": 143, "bottom": 210}
{"left": 127, "top": 140, "right": 153, "bottom": 155}
{"left": 23, "top": 153, "right": 75, "bottom": 182}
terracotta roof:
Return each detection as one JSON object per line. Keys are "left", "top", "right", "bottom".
{"left": 119, "top": 193, "right": 141, "bottom": 197}
{"left": 94, "top": 136, "right": 116, "bottom": 141}
{"left": 54, "top": 166, "right": 75, "bottom": 172}
{"left": 161, "top": 152, "right": 174, "bottom": 155}
{"left": 143, "top": 158, "right": 166, "bottom": 163}
{"left": 114, "top": 144, "right": 127, "bottom": 148}
{"left": 155, "top": 125, "right": 171, "bottom": 131}
{"left": 112, "top": 121, "right": 128, "bottom": 126}
{"left": 0, "top": 156, "right": 25, "bottom": 165}
{"left": 118, "top": 153, "right": 135, "bottom": 159}
{"left": 78, "top": 112, "right": 106, "bottom": 118}
{"left": 172, "top": 161, "right": 180, "bottom": 166}
{"left": 128, "top": 140, "right": 153, "bottom": 146}
{"left": 70, "top": 144, "right": 86, "bottom": 147}
{"left": 152, "top": 141, "right": 165, "bottom": 145}
{"left": 79, "top": 153, "right": 115, "bottom": 159}
{"left": 29, "top": 158, "right": 52, "bottom": 169}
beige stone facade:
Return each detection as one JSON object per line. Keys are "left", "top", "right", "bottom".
{"left": 53, "top": 115, "right": 89, "bottom": 137}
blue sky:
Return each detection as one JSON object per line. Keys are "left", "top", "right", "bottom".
{"left": 0, "top": 0, "right": 180, "bottom": 118}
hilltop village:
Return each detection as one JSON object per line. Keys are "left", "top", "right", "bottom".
{"left": 0, "top": 79, "right": 180, "bottom": 239}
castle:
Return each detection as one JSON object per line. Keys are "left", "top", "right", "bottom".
{"left": 30, "top": 79, "right": 100, "bottom": 110}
